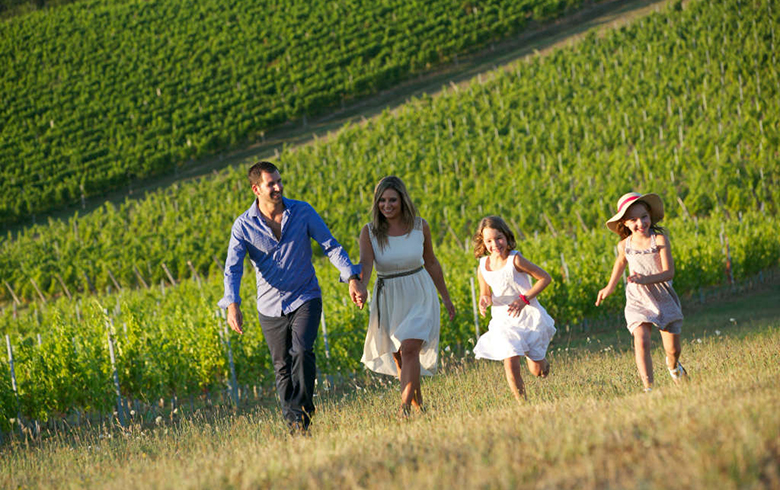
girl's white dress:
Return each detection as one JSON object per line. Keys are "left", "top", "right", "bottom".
{"left": 361, "top": 218, "right": 440, "bottom": 376}
{"left": 474, "top": 251, "right": 556, "bottom": 361}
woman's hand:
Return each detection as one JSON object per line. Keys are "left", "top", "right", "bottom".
{"left": 478, "top": 295, "right": 491, "bottom": 316}
{"left": 506, "top": 299, "right": 527, "bottom": 318}
{"left": 443, "top": 298, "right": 456, "bottom": 321}
{"left": 349, "top": 279, "right": 368, "bottom": 309}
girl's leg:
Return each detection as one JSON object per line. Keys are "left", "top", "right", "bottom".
{"left": 399, "top": 339, "right": 424, "bottom": 412}
{"left": 526, "top": 358, "right": 550, "bottom": 378}
{"left": 503, "top": 356, "right": 527, "bottom": 403}
{"left": 632, "top": 323, "right": 654, "bottom": 390}
{"left": 660, "top": 330, "right": 681, "bottom": 368}
{"left": 660, "top": 330, "right": 686, "bottom": 383}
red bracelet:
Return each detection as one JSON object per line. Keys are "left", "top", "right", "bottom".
{"left": 519, "top": 294, "right": 530, "bottom": 305}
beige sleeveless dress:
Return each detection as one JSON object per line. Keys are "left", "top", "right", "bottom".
{"left": 360, "top": 218, "right": 440, "bottom": 376}
{"left": 624, "top": 232, "right": 684, "bottom": 334}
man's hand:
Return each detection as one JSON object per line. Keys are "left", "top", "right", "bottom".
{"left": 227, "top": 303, "right": 244, "bottom": 334}
{"left": 349, "top": 279, "right": 368, "bottom": 310}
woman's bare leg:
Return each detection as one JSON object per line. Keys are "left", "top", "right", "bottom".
{"left": 399, "top": 339, "right": 424, "bottom": 412}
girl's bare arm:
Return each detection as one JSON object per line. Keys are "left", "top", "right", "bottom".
{"left": 514, "top": 253, "right": 552, "bottom": 300}
{"left": 596, "top": 239, "right": 628, "bottom": 306}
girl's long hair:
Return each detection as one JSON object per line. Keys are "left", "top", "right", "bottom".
{"left": 472, "top": 215, "right": 516, "bottom": 258}
{"left": 370, "top": 176, "right": 417, "bottom": 250}
{"left": 616, "top": 201, "right": 667, "bottom": 239}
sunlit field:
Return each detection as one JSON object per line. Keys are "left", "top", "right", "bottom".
{"left": 2, "top": 285, "right": 778, "bottom": 489}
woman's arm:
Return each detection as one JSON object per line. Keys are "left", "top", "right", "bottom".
{"left": 627, "top": 233, "right": 675, "bottom": 284}
{"left": 355, "top": 224, "right": 375, "bottom": 309}
{"left": 596, "top": 239, "right": 628, "bottom": 306}
{"left": 421, "top": 219, "right": 456, "bottom": 320}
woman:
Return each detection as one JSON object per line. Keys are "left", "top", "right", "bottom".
{"left": 356, "top": 176, "right": 455, "bottom": 416}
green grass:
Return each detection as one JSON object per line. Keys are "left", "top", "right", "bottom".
{"left": 2, "top": 286, "right": 778, "bottom": 489}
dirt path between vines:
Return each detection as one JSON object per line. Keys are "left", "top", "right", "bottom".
{"left": 18, "top": 0, "right": 670, "bottom": 231}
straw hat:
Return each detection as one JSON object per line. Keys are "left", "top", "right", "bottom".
{"left": 605, "top": 192, "right": 664, "bottom": 233}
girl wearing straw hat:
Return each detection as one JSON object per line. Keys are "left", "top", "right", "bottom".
{"left": 595, "top": 192, "right": 688, "bottom": 392}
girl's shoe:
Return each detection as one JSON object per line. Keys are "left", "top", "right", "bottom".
{"left": 643, "top": 387, "right": 653, "bottom": 393}
{"left": 668, "top": 359, "right": 688, "bottom": 383}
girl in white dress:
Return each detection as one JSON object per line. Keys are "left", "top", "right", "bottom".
{"left": 356, "top": 176, "right": 455, "bottom": 416}
{"left": 473, "top": 216, "right": 556, "bottom": 403}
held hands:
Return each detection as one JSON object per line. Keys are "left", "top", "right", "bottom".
{"left": 227, "top": 303, "right": 244, "bottom": 335}
{"left": 349, "top": 279, "right": 368, "bottom": 310}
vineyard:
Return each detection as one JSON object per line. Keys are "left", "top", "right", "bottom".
{"left": 0, "top": 0, "right": 598, "bottom": 226}
{"left": 0, "top": 0, "right": 779, "bottom": 433}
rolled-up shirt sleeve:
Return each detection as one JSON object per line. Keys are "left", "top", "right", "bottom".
{"left": 305, "top": 204, "right": 361, "bottom": 283}
{"left": 217, "top": 221, "right": 247, "bottom": 309}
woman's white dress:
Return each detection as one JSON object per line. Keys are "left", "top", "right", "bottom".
{"left": 474, "top": 251, "right": 556, "bottom": 361}
{"left": 361, "top": 218, "right": 440, "bottom": 376}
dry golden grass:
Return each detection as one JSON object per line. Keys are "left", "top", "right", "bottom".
{"left": 2, "top": 287, "right": 779, "bottom": 489}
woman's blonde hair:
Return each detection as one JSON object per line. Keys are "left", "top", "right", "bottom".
{"left": 371, "top": 176, "right": 417, "bottom": 250}
{"left": 472, "top": 215, "right": 516, "bottom": 258}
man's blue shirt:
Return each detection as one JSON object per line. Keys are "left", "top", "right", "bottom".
{"left": 218, "top": 197, "right": 360, "bottom": 317}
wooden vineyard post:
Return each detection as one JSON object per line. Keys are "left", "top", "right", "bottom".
{"left": 212, "top": 255, "right": 224, "bottom": 273}
{"left": 82, "top": 271, "right": 97, "bottom": 294}
{"left": 55, "top": 273, "right": 72, "bottom": 300}
{"left": 560, "top": 253, "right": 570, "bottom": 282}
{"left": 107, "top": 269, "right": 123, "bottom": 291}
{"left": 106, "top": 331, "right": 125, "bottom": 427}
{"left": 133, "top": 266, "right": 149, "bottom": 289}
{"left": 320, "top": 311, "right": 331, "bottom": 360}
{"left": 724, "top": 233, "right": 734, "bottom": 287}
{"left": 5, "top": 335, "right": 23, "bottom": 435}
{"left": 469, "top": 277, "right": 481, "bottom": 339}
{"left": 29, "top": 278, "right": 47, "bottom": 303}
{"left": 3, "top": 280, "right": 21, "bottom": 306}
{"left": 161, "top": 263, "right": 177, "bottom": 287}
{"left": 187, "top": 261, "right": 202, "bottom": 288}
{"left": 218, "top": 310, "right": 238, "bottom": 406}
{"left": 320, "top": 311, "right": 334, "bottom": 389}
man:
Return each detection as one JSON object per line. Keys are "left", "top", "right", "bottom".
{"left": 219, "top": 161, "right": 366, "bottom": 432}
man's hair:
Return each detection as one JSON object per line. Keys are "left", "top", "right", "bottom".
{"left": 248, "top": 161, "right": 279, "bottom": 186}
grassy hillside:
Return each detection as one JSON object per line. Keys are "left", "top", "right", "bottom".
{"left": 0, "top": 0, "right": 599, "bottom": 226}
{"left": 1, "top": 0, "right": 777, "bottom": 305}
{"left": 1, "top": 286, "right": 778, "bottom": 489}
{"left": 0, "top": 0, "right": 778, "bottom": 426}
